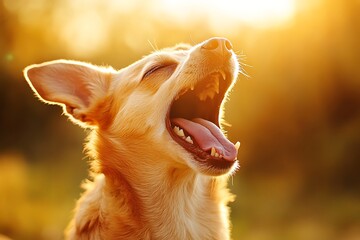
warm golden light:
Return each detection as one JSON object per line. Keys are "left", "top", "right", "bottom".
{"left": 3, "top": 0, "right": 297, "bottom": 57}
{"left": 1, "top": 0, "right": 360, "bottom": 239}
{"left": 158, "top": 0, "right": 296, "bottom": 29}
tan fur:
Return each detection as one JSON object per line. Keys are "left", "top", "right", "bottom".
{"left": 24, "top": 38, "right": 239, "bottom": 240}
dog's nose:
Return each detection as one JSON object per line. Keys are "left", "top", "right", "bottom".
{"left": 201, "top": 37, "right": 233, "bottom": 55}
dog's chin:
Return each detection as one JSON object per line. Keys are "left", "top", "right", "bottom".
{"left": 186, "top": 154, "right": 239, "bottom": 177}
{"left": 165, "top": 70, "right": 239, "bottom": 177}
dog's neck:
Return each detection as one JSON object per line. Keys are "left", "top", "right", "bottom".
{"left": 88, "top": 131, "right": 233, "bottom": 239}
{"left": 104, "top": 165, "right": 231, "bottom": 239}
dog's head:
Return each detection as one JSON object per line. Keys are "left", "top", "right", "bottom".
{"left": 24, "top": 37, "right": 241, "bottom": 176}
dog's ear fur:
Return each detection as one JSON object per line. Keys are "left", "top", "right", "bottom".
{"left": 24, "top": 60, "right": 114, "bottom": 127}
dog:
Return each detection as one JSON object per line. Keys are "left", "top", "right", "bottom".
{"left": 24, "top": 37, "right": 241, "bottom": 240}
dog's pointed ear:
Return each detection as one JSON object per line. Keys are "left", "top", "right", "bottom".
{"left": 24, "top": 60, "right": 114, "bottom": 127}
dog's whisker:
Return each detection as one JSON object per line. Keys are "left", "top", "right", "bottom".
{"left": 239, "top": 67, "right": 251, "bottom": 78}
{"left": 236, "top": 54, "right": 247, "bottom": 60}
{"left": 188, "top": 33, "right": 195, "bottom": 45}
{"left": 147, "top": 39, "right": 159, "bottom": 52}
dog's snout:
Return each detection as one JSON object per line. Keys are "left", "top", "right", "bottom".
{"left": 201, "top": 37, "right": 233, "bottom": 55}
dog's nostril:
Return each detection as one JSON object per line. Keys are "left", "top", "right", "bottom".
{"left": 202, "top": 39, "right": 219, "bottom": 51}
{"left": 201, "top": 38, "right": 233, "bottom": 54}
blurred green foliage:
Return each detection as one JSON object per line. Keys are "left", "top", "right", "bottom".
{"left": 1, "top": 0, "right": 359, "bottom": 239}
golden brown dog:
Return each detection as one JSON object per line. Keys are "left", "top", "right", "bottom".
{"left": 24, "top": 37, "right": 241, "bottom": 240}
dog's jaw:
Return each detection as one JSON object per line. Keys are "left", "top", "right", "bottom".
{"left": 163, "top": 39, "right": 240, "bottom": 176}
{"left": 106, "top": 38, "right": 241, "bottom": 177}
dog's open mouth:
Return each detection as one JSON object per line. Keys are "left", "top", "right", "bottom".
{"left": 166, "top": 71, "right": 240, "bottom": 171}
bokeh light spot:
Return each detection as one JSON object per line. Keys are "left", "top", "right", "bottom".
{"left": 4, "top": 53, "right": 14, "bottom": 62}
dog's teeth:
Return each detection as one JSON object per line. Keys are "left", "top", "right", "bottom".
{"left": 219, "top": 154, "right": 223, "bottom": 158}
{"left": 190, "top": 85, "right": 194, "bottom": 91}
{"left": 185, "top": 136, "right": 193, "bottom": 144}
{"left": 178, "top": 129, "right": 185, "bottom": 137}
{"left": 209, "top": 92, "right": 215, "bottom": 99}
{"left": 234, "top": 141, "right": 240, "bottom": 151}
{"left": 180, "top": 89, "right": 188, "bottom": 96}
{"left": 219, "top": 70, "right": 226, "bottom": 80}
{"left": 214, "top": 152, "right": 219, "bottom": 158}
{"left": 215, "top": 78, "right": 219, "bottom": 94}
{"left": 211, "top": 147, "right": 216, "bottom": 157}
{"left": 174, "top": 126, "right": 186, "bottom": 138}
{"left": 199, "top": 94, "right": 207, "bottom": 101}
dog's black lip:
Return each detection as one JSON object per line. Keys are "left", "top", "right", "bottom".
{"left": 165, "top": 71, "right": 236, "bottom": 171}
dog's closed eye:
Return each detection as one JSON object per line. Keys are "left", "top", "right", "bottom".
{"left": 142, "top": 65, "right": 165, "bottom": 80}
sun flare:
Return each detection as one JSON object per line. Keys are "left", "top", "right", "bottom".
{"left": 3, "top": 0, "right": 297, "bottom": 58}
{"left": 159, "top": 0, "right": 296, "bottom": 28}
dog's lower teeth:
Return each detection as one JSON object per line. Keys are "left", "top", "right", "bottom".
{"left": 210, "top": 147, "right": 216, "bottom": 157}
{"left": 178, "top": 129, "right": 185, "bottom": 137}
{"left": 210, "top": 147, "right": 222, "bottom": 158}
{"left": 185, "top": 136, "right": 193, "bottom": 144}
{"left": 173, "top": 130, "right": 225, "bottom": 158}
{"left": 173, "top": 126, "right": 193, "bottom": 144}
{"left": 173, "top": 126, "right": 180, "bottom": 133}
{"left": 173, "top": 126, "right": 186, "bottom": 138}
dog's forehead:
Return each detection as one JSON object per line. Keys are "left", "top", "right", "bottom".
{"left": 143, "top": 48, "right": 190, "bottom": 65}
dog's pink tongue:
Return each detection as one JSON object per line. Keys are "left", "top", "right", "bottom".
{"left": 171, "top": 118, "right": 238, "bottom": 161}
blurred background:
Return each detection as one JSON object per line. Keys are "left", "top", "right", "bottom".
{"left": 1, "top": 0, "right": 360, "bottom": 239}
